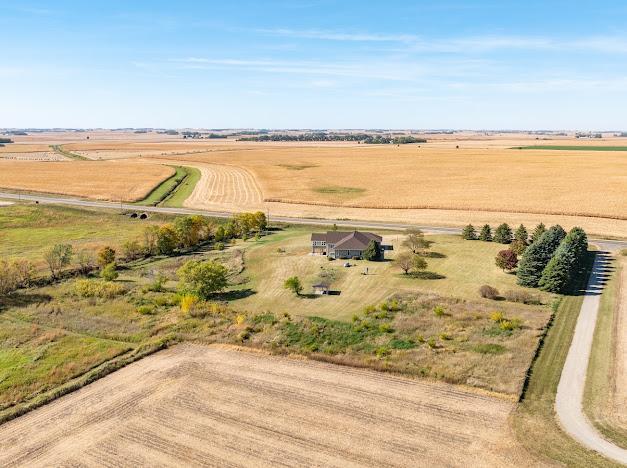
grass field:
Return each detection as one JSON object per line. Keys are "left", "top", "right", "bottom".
{"left": 584, "top": 256, "right": 627, "bottom": 447}
{"left": 50, "top": 144, "right": 89, "bottom": 160}
{"left": 0, "top": 204, "right": 168, "bottom": 271}
{"left": 134, "top": 165, "right": 199, "bottom": 207}
{"left": 514, "top": 145, "right": 627, "bottom": 151}
{"left": 0, "top": 345, "right": 540, "bottom": 467}
{"left": 0, "top": 160, "right": 174, "bottom": 201}
{"left": 229, "top": 228, "right": 554, "bottom": 320}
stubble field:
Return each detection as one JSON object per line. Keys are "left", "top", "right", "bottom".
{"left": 0, "top": 344, "right": 544, "bottom": 467}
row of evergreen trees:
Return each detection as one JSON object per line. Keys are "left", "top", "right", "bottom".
{"left": 516, "top": 225, "right": 588, "bottom": 293}
{"left": 462, "top": 222, "right": 546, "bottom": 245}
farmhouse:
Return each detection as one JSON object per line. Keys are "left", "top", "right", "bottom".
{"left": 311, "top": 231, "right": 387, "bottom": 259}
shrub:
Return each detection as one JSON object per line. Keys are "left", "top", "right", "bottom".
{"left": 375, "top": 346, "right": 391, "bottom": 358}
{"left": 136, "top": 305, "right": 155, "bottom": 315}
{"left": 439, "top": 333, "right": 452, "bottom": 341}
{"left": 180, "top": 294, "right": 199, "bottom": 314}
{"left": 378, "top": 323, "right": 393, "bottom": 333}
{"left": 100, "top": 262, "right": 118, "bottom": 281}
{"left": 433, "top": 305, "right": 446, "bottom": 317}
{"left": 479, "top": 285, "right": 500, "bottom": 300}
{"left": 235, "top": 314, "right": 246, "bottom": 325}
{"left": 214, "top": 242, "right": 225, "bottom": 251}
{"left": 97, "top": 246, "right": 116, "bottom": 268}
{"left": 427, "top": 337, "right": 437, "bottom": 349}
{"left": 73, "top": 279, "right": 126, "bottom": 298}
{"left": 76, "top": 249, "right": 96, "bottom": 274}
{"left": 503, "top": 289, "right": 540, "bottom": 305}
{"left": 490, "top": 311, "right": 505, "bottom": 322}
{"left": 122, "top": 240, "right": 143, "bottom": 261}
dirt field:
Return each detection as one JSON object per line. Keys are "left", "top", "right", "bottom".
{"left": 0, "top": 160, "right": 174, "bottom": 201}
{"left": 0, "top": 345, "right": 544, "bottom": 467}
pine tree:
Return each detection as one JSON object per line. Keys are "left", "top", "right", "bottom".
{"left": 516, "top": 225, "right": 566, "bottom": 287}
{"left": 539, "top": 227, "right": 588, "bottom": 293}
{"left": 461, "top": 224, "right": 477, "bottom": 240}
{"left": 363, "top": 240, "right": 382, "bottom": 261}
{"left": 530, "top": 223, "right": 546, "bottom": 244}
{"left": 514, "top": 224, "right": 528, "bottom": 244}
{"left": 493, "top": 223, "right": 513, "bottom": 244}
{"left": 479, "top": 224, "right": 492, "bottom": 242}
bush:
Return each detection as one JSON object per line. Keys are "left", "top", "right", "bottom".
{"left": 180, "top": 294, "right": 199, "bottom": 314}
{"left": 74, "top": 279, "right": 126, "bottom": 298}
{"left": 433, "top": 305, "right": 446, "bottom": 317}
{"left": 283, "top": 276, "right": 303, "bottom": 296}
{"left": 97, "top": 246, "right": 116, "bottom": 268}
{"left": 489, "top": 311, "right": 505, "bottom": 322}
{"left": 122, "top": 240, "right": 143, "bottom": 261}
{"left": 214, "top": 242, "right": 225, "bottom": 251}
{"left": 503, "top": 289, "right": 540, "bottom": 305}
{"left": 100, "top": 262, "right": 118, "bottom": 281}
{"left": 495, "top": 249, "right": 518, "bottom": 271}
{"left": 136, "top": 305, "right": 155, "bottom": 315}
{"left": 479, "top": 285, "right": 500, "bottom": 300}
{"left": 375, "top": 346, "right": 391, "bottom": 358}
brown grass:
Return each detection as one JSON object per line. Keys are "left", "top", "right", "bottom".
{"left": 0, "top": 344, "right": 546, "bottom": 467}
{"left": 0, "top": 160, "right": 174, "bottom": 201}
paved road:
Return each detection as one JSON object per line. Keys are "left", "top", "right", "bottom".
{"left": 555, "top": 252, "right": 627, "bottom": 465}
{"left": 1, "top": 192, "right": 625, "bottom": 250}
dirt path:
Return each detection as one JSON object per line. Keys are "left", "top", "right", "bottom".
{"left": 555, "top": 252, "right": 627, "bottom": 465}
{"left": 0, "top": 345, "right": 545, "bottom": 467}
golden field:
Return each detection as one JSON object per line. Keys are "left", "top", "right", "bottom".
{"left": 0, "top": 160, "right": 174, "bottom": 201}
{"left": 2, "top": 132, "right": 627, "bottom": 237}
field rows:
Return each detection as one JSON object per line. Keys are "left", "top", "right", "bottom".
{"left": 0, "top": 345, "right": 542, "bottom": 467}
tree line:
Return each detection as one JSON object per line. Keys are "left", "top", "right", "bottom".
{"left": 462, "top": 221, "right": 589, "bottom": 293}
{"left": 237, "top": 132, "right": 426, "bottom": 144}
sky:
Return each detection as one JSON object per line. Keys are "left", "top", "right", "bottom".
{"left": 2, "top": 0, "right": 627, "bottom": 130}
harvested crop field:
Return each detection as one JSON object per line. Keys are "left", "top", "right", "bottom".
{"left": 0, "top": 345, "right": 543, "bottom": 467}
{"left": 0, "top": 160, "right": 174, "bottom": 201}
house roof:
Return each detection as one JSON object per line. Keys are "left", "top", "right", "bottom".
{"left": 310, "top": 231, "right": 382, "bottom": 250}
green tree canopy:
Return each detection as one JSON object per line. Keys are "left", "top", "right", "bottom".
{"left": 517, "top": 225, "right": 566, "bottom": 287}
{"left": 177, "top": 260, "right": 228, "bottom": 299}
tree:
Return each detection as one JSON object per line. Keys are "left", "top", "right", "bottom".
{"left": 283, "top": 276, "right": 303, "bottom": 295}
{"left": 495, "top": 249, "right": 518, "bottom": 272}
{"left": 395, "top": 252, "right": 414, "bottom": 274}
{"left": 510, "top": 239, "right": 527, "bottom": 256}
{"left": 143, "top": 225, "right": 160, "bottom": 255}
{"left": 493, "top": 223, "right": 513, "bottom": 244}
{"left": 100, "top": 262, "right": 118, "bottom": 281}
{"left": 214, "top": 225, "right": 226, "bottom": 242}
{"left": 514, "top": 224, "right": 528, "bottom": 244}
{"left": 461, "top": 224, "right": 477, "bottom": 240}
{"left": 157, "top": 225, "right": 178, "bottom": 255}
{"left": 363, "top": 240, "right": 382, "bottom": 261}
{"left": 11, "top": 259, "right": 34, "bottom": 287}
{"left": 517, "top": 225, "right": 566, "bottom": 287}
{"left": 0, "top": 260, "right": 18, "bottom": 295}
{"left": 97, "top": 246, "right": 116, "bottom": 268}
{"left": 539, "top": 227, "right": 588, "bottom": 293}
{"left": 479, "top": 224, "right": 492, "bottom": 242}
{"left": 76, "top": 249, "right": 96, "bottom": 274}
{"left": 177, "top": 260, "right": 228, "bottom": 299}
{"left": 402, "top": 228, "right": 429, "bottom": 254}
{"left": 174, "top": 216, "right": 199, "bottom": 248}
{"left": 530, "top": 223, "right": 547, "bottom": 244}
{"left": 43, "top": 244, "right": 73, "bottom": 279}
{"left": 253, "top": 211, "right": 267, "bottom": 232}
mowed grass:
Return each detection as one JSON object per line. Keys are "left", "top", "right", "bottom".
{"left": 584, "top": 256, "right": 627, "bottom": 447}
{"left": 0, "top": 318, "right": 131, "bottom": 410}
{"left": 0, "top": 204, "right": 168, "bottom": 270}
{"left": 513, "top": 145, "right": 627, "bottom": 151}
{"left": 135, "top": 165, "right": 200, "bottom": 207}
{"left": 135, "top": 166, "right": 188, "bottom": 206}
{"left": 512, "top": 252, "right": 620, "bottom": 467}
{"left": 229, "top": 229, "right": 553, "bottom": 321}
{"left": 163, "top": 166, "right": 201, "bottom": 207}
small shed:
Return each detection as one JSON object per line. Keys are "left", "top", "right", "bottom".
{"left": 312, "top": 283, "right": 330, "bottom": 295}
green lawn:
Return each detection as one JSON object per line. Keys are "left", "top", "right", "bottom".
{"left": 512, "top": 145, "right": 627, "bottom": 151}
{"left": 228, "top": 229, "right": 554, "bottom": 321}
{"left": 135, "top": 165, "right": 200, "bottom": 207}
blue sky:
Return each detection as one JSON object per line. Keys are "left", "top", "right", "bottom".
{"left": 2, "top": 0, "right": 627, "bottom": 129}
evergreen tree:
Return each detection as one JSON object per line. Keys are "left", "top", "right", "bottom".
{"left": 530, "top": 223, "right": 547, "bottom": 243}
{"left": 514, "top": 224, "right": 528, "bottom": 244}
{"left": 479, "top": 224, "right": 492, "bottom": 242}
{"left": 539, "top": 227, "right": 588, "bottom": 293}
{"left": 516, "top": 225, "right": 566, "bottom": 287}
{"left": 493, "top": 223, "right": 513, "bottom": 244}
{"left": 363, "top": 240, "right": 382, "bottom": 261}
{"left": 461, "top": 224, "right": 477, "bottom": 240}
